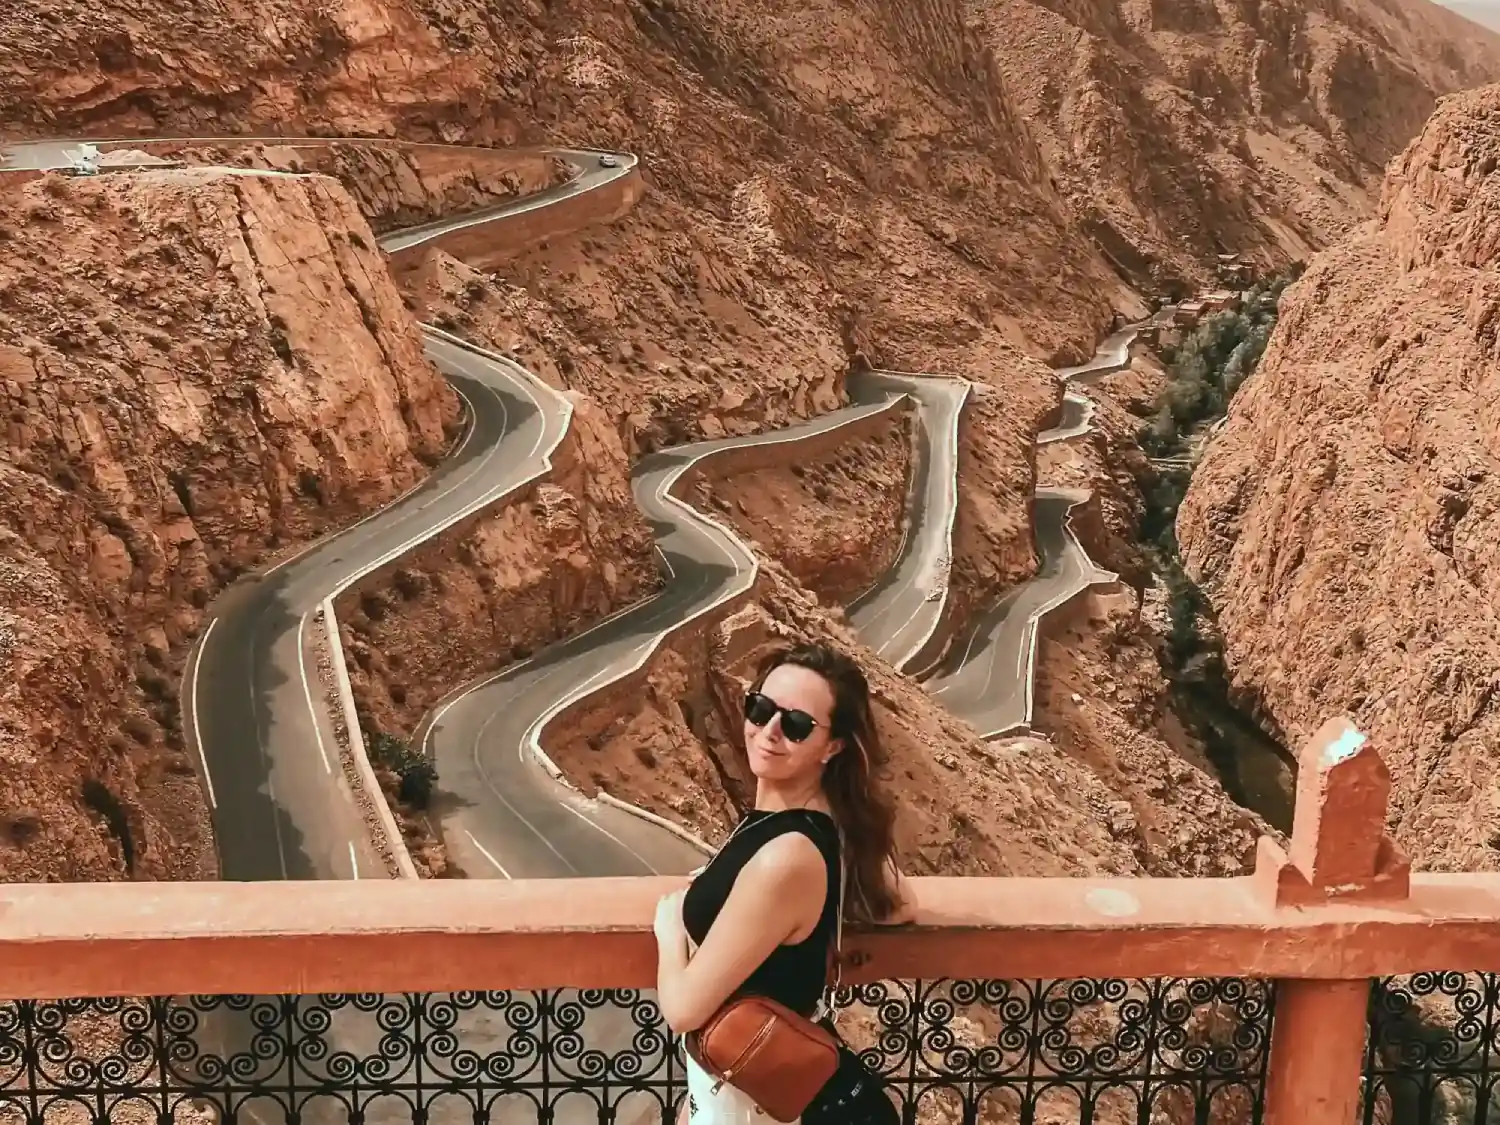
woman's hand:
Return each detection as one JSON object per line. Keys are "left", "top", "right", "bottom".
{"left": 654, "top": 889, "right": 688, "bottom": 950}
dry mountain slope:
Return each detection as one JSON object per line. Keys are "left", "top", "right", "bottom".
{"left": 0, "top": 0, "right": 1164, "bottom": 645}
{"left": 1177, "top": 82, "right": 1500, "bottom": 873}
{"left": 978, "top": 0, "right": 1500, "bottom": 286}
{"left": 0, "top": 0, "right": 1131, "bottom": 354}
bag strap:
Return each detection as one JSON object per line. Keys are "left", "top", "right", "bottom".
{"left": 815, "top": 817, "right": 848, "bottom": 1023}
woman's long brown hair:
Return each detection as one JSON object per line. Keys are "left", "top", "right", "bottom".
{"left": 750, "top": 642, "right": 900, "bottom": 924}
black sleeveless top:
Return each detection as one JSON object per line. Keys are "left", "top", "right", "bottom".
{"left": 682, "top": 809, "right": 842, "bottom": 1017}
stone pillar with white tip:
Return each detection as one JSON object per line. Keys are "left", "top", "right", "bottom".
{"left": 1255, "top": 715, "right": 1410, "bottom": 1125}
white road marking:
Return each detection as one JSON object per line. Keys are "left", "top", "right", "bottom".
{"left": 562, "top": 802, "right": 661, "bottom": 875}
{"left": 295, "top": 613, "right": 334, "bottom": 776}
{"left": 186, "top": 616, "right": 220, "bottom": 809}
{"left": 348, "top": 841, "right": 360, "bottom": 879}
{"left": 655, "top": 545, "right": 676, "bottom": 579}
{"left": 464, "top": 830, "right": 513, "bottom": 878}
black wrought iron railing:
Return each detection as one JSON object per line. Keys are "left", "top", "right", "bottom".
{"left": 1363, "top": 973, "right": 1500, "bottom": 1125}
{"left": 0, "top": 978, "right": 1276, "bottom": 1124}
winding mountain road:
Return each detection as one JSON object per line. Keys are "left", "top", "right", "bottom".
{"left": 428, "top": 387, "right": 916, "bottom": 879}
{"left": 6, "top": 132, "right": 1138, "bottom": 886}
{"left": 926, "top": 326, "right": 1150, "bottom": 737}
{"left": 1056, "top": 324, "right": 1140, "bottom": 382}
{"left": 182, "top": 333, "right": 575, "bottom": 880}
{"left": 4, "top": 136, "right": 651, "bottom": 882}
{"left": 926, "top": 488, "right": 1113, "bottom": 737}
{"left": 1038, "top": 391, "right": 1095, "bottom": 445}
{"left": 847, "top": 371, "right": 969, "bottom": 673}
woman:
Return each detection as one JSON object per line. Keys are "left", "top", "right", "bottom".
{"left": 653, "top": 641, "right": 915, "bottom": 1124}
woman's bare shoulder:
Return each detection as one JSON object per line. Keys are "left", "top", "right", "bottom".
{"left": 742, "top": 830, "right": 826, "bottom": 887}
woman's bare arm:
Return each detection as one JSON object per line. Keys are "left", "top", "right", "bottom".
{"left": 655, "top": 833, "right": 827, "bottom": 1033}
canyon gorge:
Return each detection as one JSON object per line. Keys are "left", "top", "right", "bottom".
{"left": 1179, "top": 81, "right": 1500, "bottom": 875}
{"left": 7, "top": 1, "right": 1500, "bottom": 1123}
{"left": 0, "top": 0, "right": 1499, "bottom": 929}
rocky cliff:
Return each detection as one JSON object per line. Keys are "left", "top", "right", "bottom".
{"left": 0, "top": 167, "right": 457, "bottom": 881}
{"left": 1177, "top": 84, "right": 1500, "bottom": 870}
{"left": 683, "top": 408, "right": 914, "bottom": 607}
{"left": 979, "top": 0, "right": 1500, "bottom": 286}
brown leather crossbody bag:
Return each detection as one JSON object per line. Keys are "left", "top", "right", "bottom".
{"left": 685, "top": 817, "right": 847, "bottom": 1123}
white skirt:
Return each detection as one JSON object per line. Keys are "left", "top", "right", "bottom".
{"left": 684, "top": 1048, "right": 798, "bottom": 1125}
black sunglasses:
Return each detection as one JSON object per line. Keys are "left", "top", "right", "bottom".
{"left": 743, "top": 691, "right": 822, "bottom": 744}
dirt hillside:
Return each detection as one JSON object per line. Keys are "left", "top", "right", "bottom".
{"left": 979, "top": 0, "right": 1500, "bottom": 286}
{"left": 1177, "top": 83, "right": 1500, "bottom": 871}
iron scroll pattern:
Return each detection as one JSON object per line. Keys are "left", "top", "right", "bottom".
{"left": 0, "top": 978, "right": 1275, "bottom": 1123}
{"left": 1363, "top": 973, "right": 1500, "bottom": 1124}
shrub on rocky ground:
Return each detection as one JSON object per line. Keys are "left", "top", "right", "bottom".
{"left": 370, "top": 731, "right": 438, "bottom": 809}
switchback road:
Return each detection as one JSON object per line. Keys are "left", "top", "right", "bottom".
{"left": 846, "top": 371, "right": 969, "bottom": 673}
{"left": 2, "top": 137, "right": 633, "bottom": 880}
{"left": 926, "top": 326, "right": 1138, "bottom": 737}
{"left": 6, "top": 132, "right": 1122, "bottom": 882}
{"left": 428, "top": 391, "right": 924, "bottom": 879}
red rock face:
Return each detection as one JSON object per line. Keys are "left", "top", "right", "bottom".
{"left": 1178, "top": 84, "right": 1500, "bottom": 873}
{"left": 683, "top": 407, "right": 913, "bottom": 606}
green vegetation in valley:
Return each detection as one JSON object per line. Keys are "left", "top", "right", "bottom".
{"left": 1139, "top": 262, "right": 1306, "bottom": 668}
{"left": 1136, "top": 266, "right": 1305, "bottom": 829}
{"left": 1139, "top": 264, "right": 1304, "bottom": 459}
{"left": 1141, "top": 468, "right": 1213, "bottom": 674}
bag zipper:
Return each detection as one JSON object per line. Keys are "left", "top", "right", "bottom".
{"left": 710, "top": 1016, "right": 777, "bottom": 1095}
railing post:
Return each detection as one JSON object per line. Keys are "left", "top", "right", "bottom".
{"left": 1263, "top": 979, "right": 1372, "bottom": 1125}
{"left": 1252, "top": 716, "right": 1411, "bottom": 1125}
